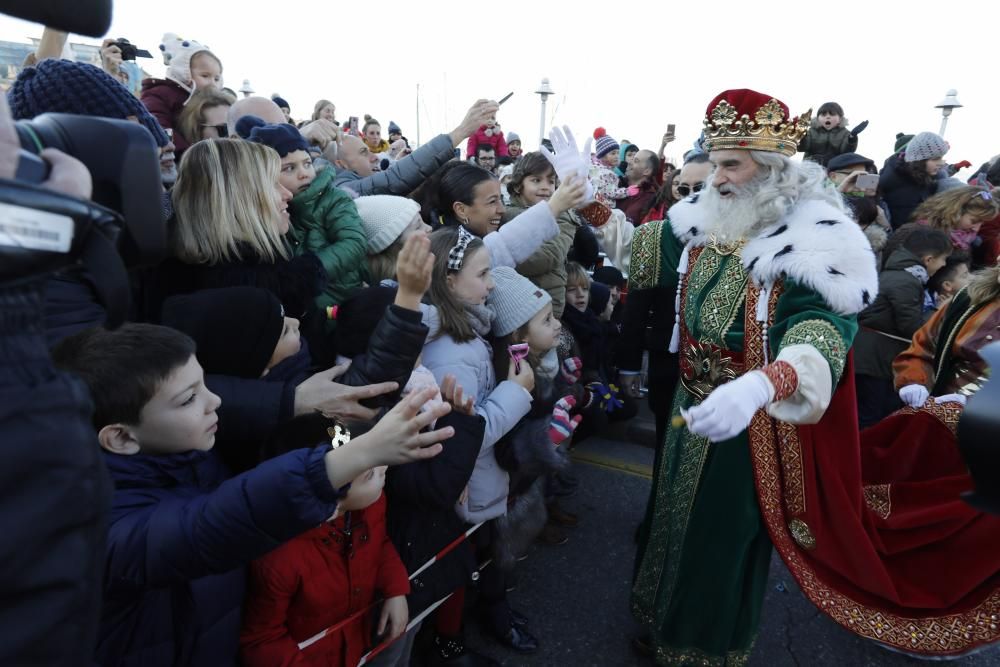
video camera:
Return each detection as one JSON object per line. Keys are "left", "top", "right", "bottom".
{"left": 109, "top": 38, "right": 152, "bottom": 62}
{"left": 3, "top": 114, "right": 166, "bottom": 324}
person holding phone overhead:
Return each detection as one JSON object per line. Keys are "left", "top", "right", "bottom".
{"left": 466, "top": 94, "right": 511, "bottom": 160}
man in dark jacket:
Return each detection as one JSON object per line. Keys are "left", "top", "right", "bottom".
{"left": 332, "top": 99, "right": 498, "bottom": 197}
{"left": 854, "top": 226, "right": 952, "bottom": 427}
{"left": 52, "top": 323, "right": 454, "bottom": 666}
{"left": 619, "top": 149, "right": 660, "bottom": 225}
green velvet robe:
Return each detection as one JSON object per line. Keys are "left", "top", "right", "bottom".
{"left": 629, "top": 221, "right": 857, "bottom": 666}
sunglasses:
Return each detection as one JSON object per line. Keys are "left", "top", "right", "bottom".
{"left": 200, "top": 123, "right": 229, "bottom": 138}
{"left": 676, "top": 182, "right": 705, "bottom": 197}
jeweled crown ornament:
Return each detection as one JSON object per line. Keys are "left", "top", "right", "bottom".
{"left": 702, "top": 89, "right": 811, "bottom": 157}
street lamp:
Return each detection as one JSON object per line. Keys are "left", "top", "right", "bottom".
{"left": 239, "top": 79, "right": 255, "bottom": 98}
{"left": 935, "top": 89, "right": 962, "bottom": 137}
{"left": 535, "top": 78, "right": 554, "bottom": 147}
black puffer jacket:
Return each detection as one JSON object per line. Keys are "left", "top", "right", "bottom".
{"left": 339, "top": 304, "right": 429, "bottom": 409}
{"left": 385, "top": 411, "right": 485, "bottom": 615}
{"left": 855, "top": 247, "right": 930, "bottom": 378}
{"left": 879, "top": 154, "right": 939, "bottom": 228}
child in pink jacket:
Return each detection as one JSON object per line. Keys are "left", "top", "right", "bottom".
{"left": 466, "top": 113, "right": 508, "bottom": 160}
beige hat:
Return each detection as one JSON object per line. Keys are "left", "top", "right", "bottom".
{"left": 355, "top": 195, "right": 421, "bottom": 254}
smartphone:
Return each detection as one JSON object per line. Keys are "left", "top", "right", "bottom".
{"left": 348, "top": 116, "right": 359, "bottom": 134}
{"left": 498, "top": 92, "right": 514, "bottom": 106}
{"left": 666, "top": 123, "right": 676, "bottom": 135}
{"left": 856, "top": 173, "right": 879, "bottom": 190}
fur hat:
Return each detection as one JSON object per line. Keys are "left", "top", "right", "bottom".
{"left": 488, "top": 266, "right": 552, "bottom": 337}
{"left": 593, "top": 127, "right": 619, "bottom": 159}
{"left": 161, "top": 287, "right": 284, "bottom": 379}
{"left": 355, "top": 195, "right": 422, "bottom": 254}
{"left": 905, "top": 132, "right": 949, "bottom": 163}
{"left": 8, "top": 59, "right": 170, "bottom": 147}
{"left": 243, "top": 117, "right": 311, "bottom": 157}
{"left": 159, "top": 33, "right": 219, "bottom": 90}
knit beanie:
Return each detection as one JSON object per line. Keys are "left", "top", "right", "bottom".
{"left": 355, "top": 195, "right": 421, "bottom": 253}
{"left": 593, "top": 127, "right": 620, "bottom": 159}
{"left": 334, "top": 286, "right": 397, "bottom": 358}
{"left": 271, "top": 95, "right": 290, "bottom": 110}
{"left": 588, "top": 281, "right": 611, "bottom": 316}
{"left": 487, "top": 266, "right": 552, "bottom": 337}
{"left": 243, "top": 116, "right": 311, "bottom": 157}
{"left": 893, "top": 132, "right": 914, "bottom": 153}
{"left": 592, "top": 266, "right": 625, "bottom": 288}
{"left": 8, "top": 59, "right": 170, "bottom": 147}
{"left": 161, "top": 287, "right": 284, "bottom": 379}
{"left": 388, "top": 120, "right": 402, "bottom": 135}
{"left": 507, "top": 131, "right": 521, "bottom": 144}
{"left": 160, "top": 33, "right": 219, "bottom": 90}
{"left": 905, "top": 132, "right": 949, "bottom": 163}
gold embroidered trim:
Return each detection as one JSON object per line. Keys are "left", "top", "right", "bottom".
{"left": 780, "top": 319, "right": 847, "bottom": 383}
{"left": 745, "top": 293, "right": 1000, "bottom": 655}
{"left": 655, "top": 642, "right": 752, "bottom": 666}
{"left": 629, "top": 220, "right": 665, "bottom": 290}
{"left": 897, "top": 402, "right": 963, "bottom": 436}
{"left": 698, "top": 254, "right": 750, "bottom": 346}
{"left": 777, "top": 421, "right": 807, "bottom": 515}
{"left": 864, "top": 484, "right": 892, "bottom": 520}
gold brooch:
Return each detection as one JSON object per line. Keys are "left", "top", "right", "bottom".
{"left": 680, "top": 341, "right": 740, "bottom": 402}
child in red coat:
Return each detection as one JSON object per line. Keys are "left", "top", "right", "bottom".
{"left": 465, "top": 112, "right": 508, "bottom": 160}
{"left": 240, "top": 465, "right": 410, "bottom": 666}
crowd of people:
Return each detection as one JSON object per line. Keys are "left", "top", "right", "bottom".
{"left": 8, "top": 26, "right": 1000, "bottom": 667}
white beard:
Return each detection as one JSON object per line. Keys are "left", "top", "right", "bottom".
{"left": 699, "top": 180, "right": 768, "bottom": 243}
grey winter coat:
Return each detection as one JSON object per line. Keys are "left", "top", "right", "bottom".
{"left": 854, "top": 247, "right": 930, "bottom": 378}
{"left": 421, "top": 313, "right": 532, "bottom": 523}
{"left": 798, "top": 117, "right": 858, "bottom": 166}
{"left": 334, "top": 134, "right": 455, "bottom": 197}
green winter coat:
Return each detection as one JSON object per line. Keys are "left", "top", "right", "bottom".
{"left": 502, "top": 195, "right": 578, "bottom": 318}
{"left": 798, "top": 118, "right": 858, "bottom": 166}
{"left": 286, "top": 167, "right": 367, "bottom": 324}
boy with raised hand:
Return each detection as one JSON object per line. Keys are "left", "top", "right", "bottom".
{"left": 52, "top": 324, "right": 452, "bottom": 666}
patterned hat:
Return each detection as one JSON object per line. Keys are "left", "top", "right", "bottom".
{"left": 8, "top": 59, "right": 170, "bottom": 147}
{"left": 593, "top": 127, "right": 620, "bottom": 159}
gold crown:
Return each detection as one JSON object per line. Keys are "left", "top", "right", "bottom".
{"left": 702, "top": 98, "right": 811, "bottom": 157}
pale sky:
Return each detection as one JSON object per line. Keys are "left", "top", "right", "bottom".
{"left": 2, "top": 0, "right": 997, "bottom": 171}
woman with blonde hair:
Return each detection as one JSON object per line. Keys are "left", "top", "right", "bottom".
{"left": 142, "top": 139, "right": 326, "bottom": 322}
{"left": 912, "top": 185, "right": 1000, "bottom": 252}
{"left": 311, "top": 99, "right": 337, "bottom": 124}
{"left": 176, "top": 88, "right": 233, "bottom": 150}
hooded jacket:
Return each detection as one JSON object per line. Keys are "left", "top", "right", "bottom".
{"left": 798, "top": 117, "right": 858, "bottom": 166}
{"left": 286, "top": 167, "right": 368, "bottom": 317}
{"left": 854, "top": 247, "right": 931, "bottom": 378}
{"left": 239, "top": 495, "right": 409, "bottom": 667}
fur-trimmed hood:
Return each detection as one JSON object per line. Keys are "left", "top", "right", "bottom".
{"left": 668, "top": 194, "right": 879, "bottom": 315}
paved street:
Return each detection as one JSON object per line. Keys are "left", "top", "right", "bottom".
{"left": 458, "top": 409, "right": 1000, "bottom": 666}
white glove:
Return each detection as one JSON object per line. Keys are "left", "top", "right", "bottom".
{"left": 898, "top": 384, "right": 929, "bottom": 408}
{"left": 933, "top": 393, "right": 967, "bottom": 406}
{"left": 541, "top": 126, "right": 595, "bottom": 201}
{"left": 682, "top": 371, "right": 773, "bottom": 443}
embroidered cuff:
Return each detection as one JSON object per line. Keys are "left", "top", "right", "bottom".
{"left": 763, "top": 361, "right": 799, "bottom": 402}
